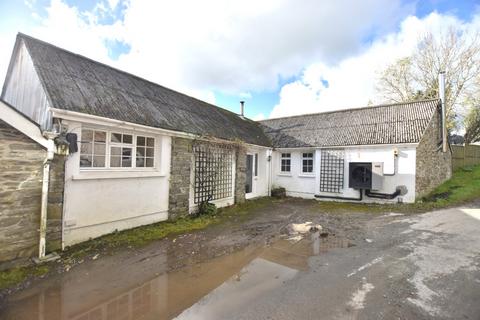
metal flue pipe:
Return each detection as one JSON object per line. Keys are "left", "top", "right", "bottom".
{"left": 438, "top": 71, "right": 447, "bottom": 153}
{"left": 240, "top": 101, "right": 245, "bottom": 117}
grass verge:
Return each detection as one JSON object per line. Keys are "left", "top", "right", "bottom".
{"left": 0, "top": 265, "right": 49, "bottom": 291}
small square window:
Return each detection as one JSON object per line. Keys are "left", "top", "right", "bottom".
{"left": 111, "top": 133, "right": 122, "bottom": 143}
{"left": 137, "top": 136, "right": 145, "bottom": 146}
{"left": 123, "top": 134, "right": 133, "bottom": 144}
{"left": 146, "top": 138, "right": 154, "bottom": 147}
{"left": 94, "top": 131, "right": 106, "bottom": 143}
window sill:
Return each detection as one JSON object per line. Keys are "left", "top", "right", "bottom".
{"left": 298, "top": 174, "right": 315, "bottom": 178}
{"left": 277, "top": 173, "right": 292, "bottom": 177}
{"left": 73, "top": 171, "right": 166, "bottom": 180}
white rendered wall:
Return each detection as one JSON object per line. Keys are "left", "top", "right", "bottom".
{"left": 272, "top": 145, "right": 417, "bottom": 203}
{"left": 62, "top": 121, "right": 171, "bottom": 247}
{"left": 245, "top": 146, "right": 270, "bottom": 199}
{"left": 271, "top": 149, "right": 317, "bottom": 199}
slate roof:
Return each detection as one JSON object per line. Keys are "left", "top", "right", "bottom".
{"left": 260, "top": 99, "right": 439, "bottom": 148}
{"left": 16, "top": 34, "right": 271, "bottom": 146}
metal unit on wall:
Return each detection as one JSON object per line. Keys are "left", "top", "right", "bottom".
{"left": 348, "top": 162, "right": 384, "bottom": 190}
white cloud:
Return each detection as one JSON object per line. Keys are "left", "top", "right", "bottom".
{"left": 1, "top": 0, "right": 413, "bottom": 102}
{"left": 269, "top": 12, "right": 480, "bottom": 119}
{"left": 106, "top": 0, "right": 119, "bottom": 10}
{"left": 252, "top": 113, "right": 266, "bottom": 121}
{"left": 239, "top": 92, "right": 252, "bottom": 99}
{"left": 4, "top": 1, "right": 479, "bottom": 120}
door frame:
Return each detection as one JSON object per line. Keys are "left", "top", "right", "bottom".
{"left": 245, "top": 153, "right": 254, "bottom": 195}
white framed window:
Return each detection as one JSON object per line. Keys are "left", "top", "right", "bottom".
{"left": 136, "top": 136, "right": 155, "bottom": 168}
{"left": 280, "top": 153, "right": 291, "bottom": 172}
{"left": 110, "top": 132, "right": 133, "bottom": 168}
{"left": 80, "top": 129, "right": 107, "bottom": 168}
{"left": 80, "top": 128, "right": 156, "bottom": 170}
{"left": 302, "top": 152, "right": 314, "bottom": 173}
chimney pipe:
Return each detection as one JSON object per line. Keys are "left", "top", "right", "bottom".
{"left": 240, "top": 101, "right": 245, "bottom": 117}
{"left": 438, "top": 71, "right": 447, "bottom": 153}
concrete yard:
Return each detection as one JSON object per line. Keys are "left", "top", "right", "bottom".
{"left": 0, "top": 198, "right": 479, "bottom": 320}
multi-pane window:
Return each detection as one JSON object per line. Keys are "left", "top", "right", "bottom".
{"left": 136, "top": 136, "right": 155, "bottom": 168}
{"left": 302, "top": 152, "right": 314, "bottom": 173}
{"left": 80, "top": 129, "right": 107, "bottom": 168}
{"left": 79, "top": 129, "right": 155, "bottom": 169}
{"left": 110, "top": 133, "right": 133, "bottom": 168}
{"left": 281, "top": 153, "right": 291, "bottom": 172}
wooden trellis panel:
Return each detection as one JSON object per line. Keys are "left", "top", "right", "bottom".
{"left": 193, "top": 143, "right": 234, "bottom": 204}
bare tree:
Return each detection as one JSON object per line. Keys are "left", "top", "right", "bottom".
{"left": 376, "top": 28, "right": 480, "bottom": 131}
{"left": 464, "top": 103, "right": 480, "bottom": 144}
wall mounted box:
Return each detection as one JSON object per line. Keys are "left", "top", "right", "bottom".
{"left": 348, "top": 162, "right": 384, "bottom": 190}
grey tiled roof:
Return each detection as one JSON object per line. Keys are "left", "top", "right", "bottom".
{"left": 18, "top": 34, "right": 271, "bottom": 146}
{"left": 260, "top": 99, "right": 439, "bottom": 148}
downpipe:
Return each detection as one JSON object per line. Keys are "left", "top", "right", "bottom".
{"left": 39, "top": 138, "right": 55, "bottom": 259}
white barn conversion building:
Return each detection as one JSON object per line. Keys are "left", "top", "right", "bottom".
{"left": 260, "top": 99, "right": 452, "bottom": 203}
{"left": 0, "top": 34, "right": 451, "bottom": 263}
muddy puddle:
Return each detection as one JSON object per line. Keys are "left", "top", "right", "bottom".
{"left": 0, "top": 233, "right": 350, "bottom": 320}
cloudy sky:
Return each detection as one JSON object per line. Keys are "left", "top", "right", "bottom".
{"left": 0, "top": 0, "right": 479, "bottom": 120}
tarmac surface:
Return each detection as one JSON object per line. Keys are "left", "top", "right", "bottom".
{"left": 0, "top": 198, "right": 479, "bottom": 319}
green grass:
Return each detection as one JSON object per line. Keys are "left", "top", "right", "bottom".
{"left": 0, "top": 265, "right": 49, "bottom": 290}
{"left": 420, "top": 165, "right": 480, "bottom": 208}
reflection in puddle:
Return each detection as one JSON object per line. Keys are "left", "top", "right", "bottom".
{"left": 0, "top": 233, "right": 350, "bottom": 320}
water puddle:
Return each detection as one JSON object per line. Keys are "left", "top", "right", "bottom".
{"left": 0, "top": 233, "right": 350, "bottom": 320}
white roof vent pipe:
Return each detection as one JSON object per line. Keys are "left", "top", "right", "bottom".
{"left": 240, "top": 100, "right": 245, "bottom": 117}
{"left": 438, "top": 71, "right": 447, "bottom": 153}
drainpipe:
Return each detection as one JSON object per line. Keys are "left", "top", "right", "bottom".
{"left": 38, "top": 135, "right": 56, "bottom": 259}
{"left": 267, "top": 149, "right": 272, "bottom": 196}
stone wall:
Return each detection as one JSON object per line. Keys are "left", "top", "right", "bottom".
{"left": 234, "top": 146, "right": 247, "bottom": 204}
{"left": 0, "top": 120, "right": 45, "bottom": 264}
{"left": 47, "top": 156, "right": 65, "bottom": 252}
{"left": 169, "top": 138, "right": 247, "bottom": 218}
{"left": 0, "top": 120, "right": 65, "bottom": 265}
{"left": 416, "top": 108, "right": 452, "bottom": 198}
{"left": 168, "top": 137, "right": 192, "bottom": 219}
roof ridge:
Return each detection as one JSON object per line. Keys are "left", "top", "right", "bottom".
{"left": 259, "top": 98, "right": 440, "bottom": 123}
{"left": 17, "top": 33, "right": 247, "bottom": 120}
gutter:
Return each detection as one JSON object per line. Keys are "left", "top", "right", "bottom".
{"left": 51, "top": 108, "right": 273, "bottom": 149}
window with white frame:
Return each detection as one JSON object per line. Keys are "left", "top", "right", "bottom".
{"left": 302, "top": 152, "right": 314, "bottom": 173}
{"left": 80, "top": 129, "right": 107, "bottom": 168}
{"left": 136, "top": 136, "right": 155, "bottom": 168}
{"left": 80, "top": 129, "right": 155, "bottom": 169}
{"left": 280, "top": 153, "right": 291, "bottom": 172}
